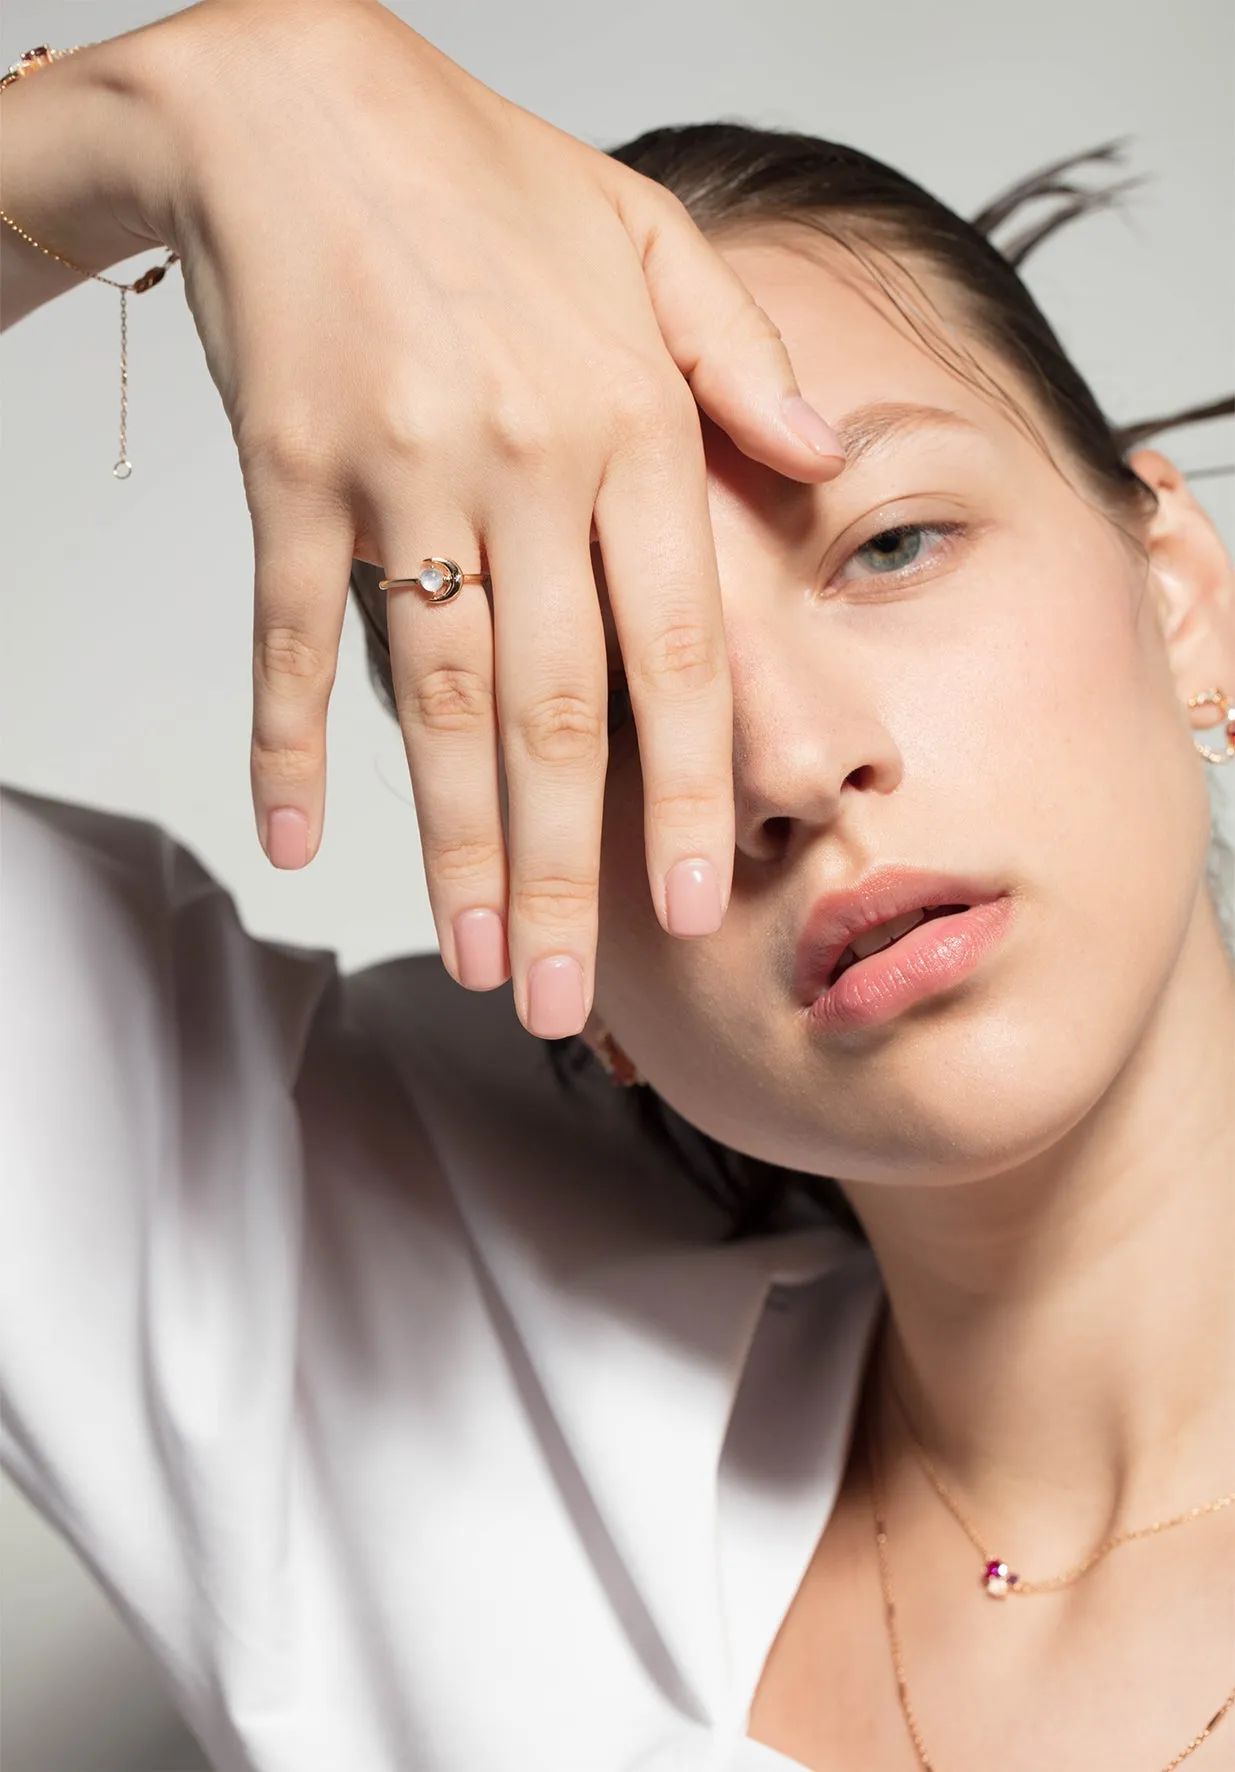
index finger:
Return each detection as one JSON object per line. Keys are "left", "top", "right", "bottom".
{"left": 594, "top": 380, "right": 735, "bottom": 938}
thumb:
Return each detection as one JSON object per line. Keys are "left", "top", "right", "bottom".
{"left": 625, "top": 184, "right": 847, "bottom": 482}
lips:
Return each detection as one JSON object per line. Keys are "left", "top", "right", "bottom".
{"left": 794, "top": 867, "right": 1006, "bottom": 1005}
{"left": 828, "top": 902, "right": 969, "bottom": 985}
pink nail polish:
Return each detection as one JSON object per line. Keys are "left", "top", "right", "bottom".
{"left": 453, "top": 909, "right": 508, "bottom": 990}
{"left": 782, "top": 394, "right": 844, "bottom": 459}
{"left": 527, "top": 954, "right": 587, "bottom": 1038}
{"left": 266, "top": 807, "right": 309, "bottom": 869}
{"left": 665, "top": 858, "right": 724, "bottom": 936}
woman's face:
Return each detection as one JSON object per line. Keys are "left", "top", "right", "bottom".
{"left": 589, "top": 231, "right": 1230, "bottom": 1184}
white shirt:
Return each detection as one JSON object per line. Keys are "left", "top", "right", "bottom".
{"left": 1, "top": 785, "right": 886, "bottom": 1772}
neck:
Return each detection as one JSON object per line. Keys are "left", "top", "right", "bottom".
{"left": 843, "top": 896, "right": 1235, "bottom": 1563}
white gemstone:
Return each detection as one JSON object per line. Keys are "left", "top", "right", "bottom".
{"left": 419, "top": 566, "right": 446, "bottom": 595}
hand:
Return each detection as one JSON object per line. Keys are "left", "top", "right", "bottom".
{"left": 83, "top": 0, "right": 848, "bottom": 1036}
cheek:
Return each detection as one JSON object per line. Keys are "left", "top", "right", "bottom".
{"left": 922, "top": 530, "right": 1210, "bottom": 1043}
{"left": 872, "top": 518, "right": 1176, "bottom": 835}
{"left": 951, "top": 532, "right": 1198, "bottom": 865}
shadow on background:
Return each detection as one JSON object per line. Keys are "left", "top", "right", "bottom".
{"left": 1, "top": 1475, "right": 211, "bottom": 1772}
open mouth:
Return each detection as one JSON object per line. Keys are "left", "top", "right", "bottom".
{"left": 827, "top": 903, "right": 970, "bottom": 987}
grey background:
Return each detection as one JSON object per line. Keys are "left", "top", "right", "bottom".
{"left": 2, "top": 0, "right": 1232, "bottom": 1766}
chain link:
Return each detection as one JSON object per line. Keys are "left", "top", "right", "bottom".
{"left": 888, "top": 1376, "right": 1235, "bottom": 1595}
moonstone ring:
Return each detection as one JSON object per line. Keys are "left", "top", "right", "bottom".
{"left": 379, "top": 558, "right": 491, "bottom": 604}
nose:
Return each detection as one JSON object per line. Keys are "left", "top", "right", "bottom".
{"left": 731, "top": 634, "right": 904, "bottom": 864}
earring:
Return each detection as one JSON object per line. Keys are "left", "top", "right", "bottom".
{"left": 1188, "top": 687, "right": 1235, "bottom": 764}
{"left": 588, "top": 1031, "right": 646, "bottom": 1088}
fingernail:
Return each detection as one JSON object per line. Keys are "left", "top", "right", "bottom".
{"left": 453, "top": 908, "right": 508, "bottom": 990}
{"left": 781, "top": 394, "right": 844, "bottom": 459}
{"left": 266, "top": 807, "right": 309, "bottom": 869}
{"left": 527, "top": 954, "right": 587, "bottom": 1038}
{"left": 665, "top": 857, "right": 724, "bottom": 937}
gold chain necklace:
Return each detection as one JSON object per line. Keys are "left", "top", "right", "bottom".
{"left": 866, "top": 1382, "right": 1235, "bottom": 1771}
{"left": 887, "top": 1375, "right": 1235, "bottom": 1600}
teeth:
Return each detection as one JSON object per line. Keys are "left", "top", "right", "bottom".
{"left": 826, "top": 902, "right": 972, "bottom": 986}
{"left": 848, "top": 907, "right": 927, "bottom": 963}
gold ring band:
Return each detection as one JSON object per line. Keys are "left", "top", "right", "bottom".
{"left": 379, "top": 558, "right": 490, "bottom": 604}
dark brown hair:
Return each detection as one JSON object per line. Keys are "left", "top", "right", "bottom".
{"left": 350, "top": 128, "right": 1233, "bottom": 1243}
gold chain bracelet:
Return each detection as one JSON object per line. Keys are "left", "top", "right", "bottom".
{"left": 0, "top": 45, "right": 180, "bottom": 477}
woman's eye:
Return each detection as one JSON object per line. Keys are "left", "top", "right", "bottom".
{"left": 834, "top": 522, "right": 960, "bottom": 586}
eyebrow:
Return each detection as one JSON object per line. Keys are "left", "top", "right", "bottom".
{"left": 832, "top": 401, "right": 985, "bottom": 465}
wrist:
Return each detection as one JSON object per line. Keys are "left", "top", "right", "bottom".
{"left": 1, "top": 36, "right": 172, "bottom": 292}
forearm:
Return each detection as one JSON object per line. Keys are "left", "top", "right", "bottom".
{"left": 0, "top": 37, "right": 170, "bottom": 329}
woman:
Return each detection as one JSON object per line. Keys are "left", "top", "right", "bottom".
{"left": 2, "top": 2, "right": 1233, "bottom": 1769}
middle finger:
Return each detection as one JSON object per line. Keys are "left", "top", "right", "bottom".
{"left": 486, "top": 492, "right": 611, "bottom": 1041}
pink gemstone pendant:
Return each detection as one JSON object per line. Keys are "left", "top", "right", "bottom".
{"left": 982, "top": 1559, "right": 1019, "bottom": 1597}
{"left": 3, "top": 47, "right": 53, "bottom": 85}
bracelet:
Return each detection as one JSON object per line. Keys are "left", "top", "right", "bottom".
{"left": 0, "top": 45, "right": 180, "bottom": 478}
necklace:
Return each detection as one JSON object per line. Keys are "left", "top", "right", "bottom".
{"left": 886, "top": 1375, "right": 1235, "bottom": 1600}
{"left": 866, "top": 1384, "right": 1235, "bottom": 1771}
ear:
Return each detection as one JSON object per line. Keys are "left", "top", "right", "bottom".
{"left": 1129, "top": 449, "right": 1235, "bottom": 717}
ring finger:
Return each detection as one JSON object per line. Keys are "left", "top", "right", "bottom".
{"left": 383, "top": 518, "right": 511, "bottom": 995}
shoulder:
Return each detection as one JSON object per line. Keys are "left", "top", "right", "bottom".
{"left": 338, "top": 948, "right": 731, "bottom": 1249}
{"left": 2, "top": 782, "right": 336, "bottom": 1086}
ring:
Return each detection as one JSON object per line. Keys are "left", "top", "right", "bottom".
{"left": 379, "top": 558, "right": 491, "bottom": 605}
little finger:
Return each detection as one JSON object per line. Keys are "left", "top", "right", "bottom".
{"left": 249, "top": 481, "right": 356, "bottom": 868}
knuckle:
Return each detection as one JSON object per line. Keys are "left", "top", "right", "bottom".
{"left": 646, "top": 778, "right": 732, "bottom": 830}
{"left": 371, "top": 391, "right": 449, "bottom": 463}
{"left": 619, "top": 173, "right": 695, "bottom": 240}
{"left": 256, "top": 625, "right": 335, "bottom": 693}
{"left": 609, "top": 363, "right": 691, "bottom": 436}
{"left": 486, "top": 388, "right": 557, "bottom": 464}
{"left": 424, "top": 835, "right": 506, "bottom": 887}
{"left": 251, "top": 736, "right": 322, "bottom": 788}
{"left": 240, "top": 424, "right": 340, "bottom": 492}
{"left": 636, "top": 622, "right": 724, "bottom": 693}
{"left": 512, "top": 693, "right": 605, "bottom": 766}
{"left": 720, "top": 295, "right": 785, "bottom": 355}
{"left": 406, "top": 666, "right": 493, "bottom": 737}
{"left": 646, "top": 183, "right": 693, "bottom": 230}
{"left": 510, "top": 873, "right": 597, "bottom": 927}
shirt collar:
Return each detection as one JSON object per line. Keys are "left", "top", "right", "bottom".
{"left": 351, "top": 959, "right": 884, "bottom": 1728}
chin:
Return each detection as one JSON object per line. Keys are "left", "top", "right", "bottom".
{"left": 670, "top": 984, "right": 1139, "bottom": 1190}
